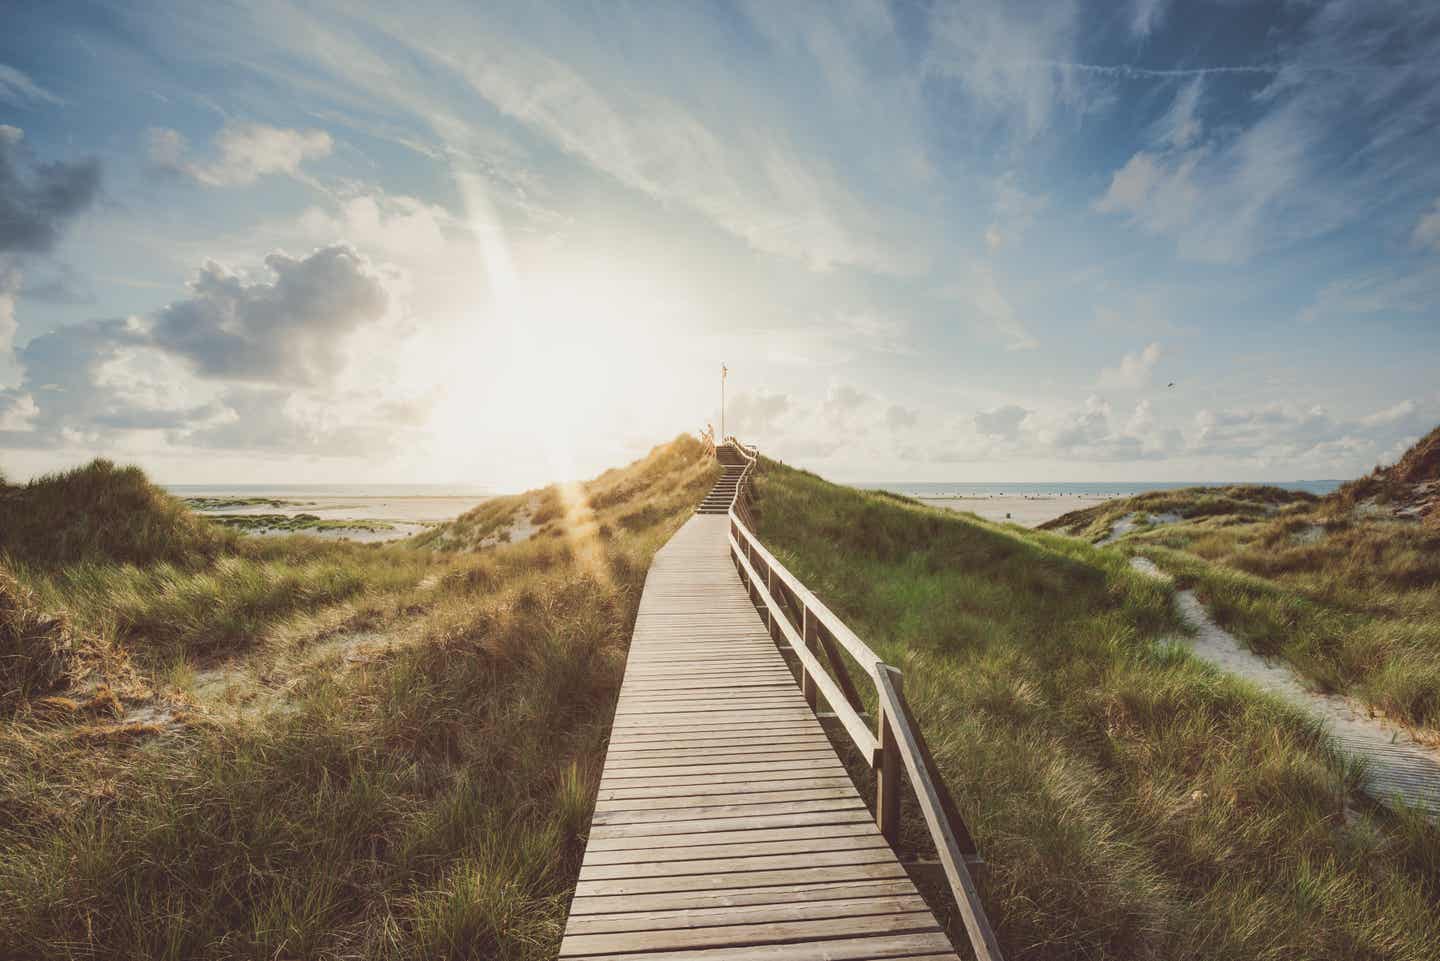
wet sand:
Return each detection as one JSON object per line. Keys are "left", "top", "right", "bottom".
{"left": 921, "top": 493, "right": 1111, "bottom": 528}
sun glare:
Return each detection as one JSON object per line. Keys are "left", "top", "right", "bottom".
{"left": 422, "top": 171, "right": 680, "bottom": 491}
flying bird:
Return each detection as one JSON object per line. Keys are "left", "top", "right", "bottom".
{"left": 1167, "top": 382, "right": 1175, "bottom": 388}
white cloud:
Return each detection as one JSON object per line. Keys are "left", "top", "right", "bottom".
{"left": 149, "top": 122, "right": 333, "bottom": 187}
{"left": 956, "top": 265, "right": 1038, "bottom": 351}
{"left": 1155, "top": 78, "right": 1202, "bottom": 149}
{"left": 1188, "top": 399, "right": 1433, "bottom": 470}
{"left": 974, "top": 404, "right": 1029, "bottom": 439}
{"left": 986, "top": 173, "right": 1048, "bottom": 250}
{"left": 926, "top": 0, "right": 1084, "bottom": 140}
{"left": 821, "top": 382, "right": 875, "bottom": 430}
{"left": 0, "top": 64, "right": 65, "bottom": 107}
{"left": 1095, "top": 1, "right": 1440, "bottom": 264}
{"left": 424, "top": 27, "right": 921, "bottom": 275}
{"left": 147, "top": 245, "right": 389, "bottom": 385}
{"left": 1357, "top": 399, "right": 1416, "bottom": 428}
{"left": 1413, "top": 199, "right": 1440, "bottom": 252}
{"left": 0, "top": 261, "right": 18, "bottom": 363}
{"left": 885, "top": 404, "right": 918, "bottom": 431}
{"left": 1129, "top": 0, "right": 1170, "bottom": 39}
{"left": 0, "top": 391, "right": 36, "bottom": 431}
{"left": 726, "top": 388, "right": 792, "bottom": 437}
{"left": 1098, "top": 342, "right": 1162, "bottom": 390}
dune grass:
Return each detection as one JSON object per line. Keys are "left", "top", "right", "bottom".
{"left": 754, "top": 458, "right": 1440, "bottom": 961}
{"left": 0, "top": 436, "right": 717, "bottom": 961}
{"left": 1044, "top": 479, "right": 1440, "bottom": 730}
{"left": 0, "top": 459, "right": 236, "bottom": 570}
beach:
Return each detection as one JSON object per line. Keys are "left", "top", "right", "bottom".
{"left": 920, "top": 493, "right": 1109, "bottom": 527}
{"left": 181, "top": 494, "right": 492, "bottom": 542}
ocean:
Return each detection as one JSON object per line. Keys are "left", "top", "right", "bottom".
{"left": 853, "top": 480, "right": 1344, "bottom": 499}
{"left": 165, "top": 483, "right": 498, "bottom": 498}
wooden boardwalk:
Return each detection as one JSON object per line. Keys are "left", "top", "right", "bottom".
{"left": 559, "top": 514, "right": 961, "bottom": 960}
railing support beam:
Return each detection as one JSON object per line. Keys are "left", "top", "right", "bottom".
{"left": 876, "top": 667, "right": 902, "bottom": 845}
{"left": 801, "top": 609, "right": 819, "bottom": 710}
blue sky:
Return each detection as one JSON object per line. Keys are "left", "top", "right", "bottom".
{"left": 1, "top": 0, "right": 1438, "bottom": 488}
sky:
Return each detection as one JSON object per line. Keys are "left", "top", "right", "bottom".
{"left": 1, "top": 0, "right": 1438, "bottom": 490}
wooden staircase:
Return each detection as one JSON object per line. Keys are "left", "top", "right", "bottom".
{"left": 696, "top": 444, "right": 748, "bottom": 515}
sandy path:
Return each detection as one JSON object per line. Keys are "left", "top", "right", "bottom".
{"left": 1131, "top": 556, "right": 1440, "bottom": 817}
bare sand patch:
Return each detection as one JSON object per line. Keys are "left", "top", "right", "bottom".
{"left": 1131, "top": 556, "right": 1440, "bottom": 817}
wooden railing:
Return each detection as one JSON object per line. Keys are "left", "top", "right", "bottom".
{"left": 723, "top": 441, "right": 1004, "bottom": 961}
{"left": 722, "top": 436, "right": 758, "bottom": 531}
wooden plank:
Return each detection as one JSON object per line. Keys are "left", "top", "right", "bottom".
{"left": 600, "top": 758, "right": 845, "bottom": 780}
{"left": 603, "top": 750, "right": 839, "bottom": 770}
{"left": 573, "top": 861, "right": 910, "bottom": 897}
{"left": 563, "top": 894, "right": 928, "bottom": 935}
{"left": 578, "top": 847, "right": 899, "bottom": 881}
{"left": 593, "top": 787, "right": 856, "bottom": 812}
{"left": 587, "top": 809, "right": 876, "bottom": 839}
{"left": 559, "top": 911, "right": 938, "bottom": 956}
{"left": 597, "top": 775, "right": 858, "bottom": 802}
{"left": 567, "top": 878, "right": 922, "bottom": 915}
{"left": 590, "top": 797, "right": 866, "bottom": 826}
{"left": 595, "top": 770, "right": 853, "bottom": 792}
{"left": 582, "top": 832, "right": 888, "bottom": 865}
{"left": 606, "top": 736, "right": 831, "bottom": 756}
{"left": 560, "top": 931, "right": 956, "bottom": 961}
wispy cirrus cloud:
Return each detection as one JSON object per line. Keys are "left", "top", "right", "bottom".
{"left": 0, "top": 63, "right": 65, "bottom": 107}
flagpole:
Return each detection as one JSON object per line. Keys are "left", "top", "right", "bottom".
{"left": 721, "top": 363, "right": 727, "bottom": 440}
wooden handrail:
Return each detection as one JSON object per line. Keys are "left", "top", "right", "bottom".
{"left": 722, "top": 439, "right": 1003, "bottom": 961}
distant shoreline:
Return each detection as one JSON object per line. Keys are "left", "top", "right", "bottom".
{"left": 857, "top": 480, "right": 1344, "bottom": 528}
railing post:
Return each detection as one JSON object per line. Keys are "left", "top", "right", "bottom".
{"left": 876, "top": 665, "right": 903, "bottom": 845}
{"left": 801, "top": 608, "right": 819, "bottom": 710}
{"left": 766, "top": 564, "right": 784, "bottom": 640}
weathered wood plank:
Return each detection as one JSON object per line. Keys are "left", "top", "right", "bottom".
{"left": 560, "top": 931, "right": 956, "bottom": 961}
{"left": 567, "top": 878, "right": 923, "bottom": 915}
{"left": 582, "top": 832, "right": 888, "bottom": 865}
{"left": 558, "top": 911, "right": 938, "bottom": 956}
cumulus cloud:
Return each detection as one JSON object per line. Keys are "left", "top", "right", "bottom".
{"left": 148, "top": 122, "right": 332, "bottom": 186}
{"left": 0, "top": 126, "right": 102, "bottom": 254}
{"left": 820, "top": 382, "right": 875, "bottom": 431}
{"left": 0, "top": 244, "right": 421, "bottom": 456}
{"left": 1189, "top": 400, "right": 1433, "bottom": 469}
{"left": 0, "top": 261, "right": 18, "bottom": 360}
{"left": 0, "top": 316, "right": 197, "bottom": 449}
{"left": 885, "top": 404, "right": 918, "bottom": 431}
{"left": 725, "top": 389, "right": 792, "bottom": 437}
{"left": 183, "top": 387, "right": 430, "bottom": 455}
{"left": 974, "top": 404, "right": 1029, "bottom": 439}
{"left": 1098, "top": 342, "right": 1161, "bottom": 390}
{"left": 149, "top": 245, "right": 388, "bottom": 385}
